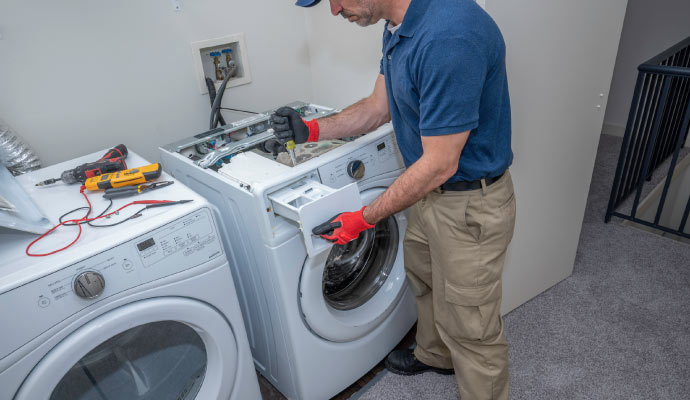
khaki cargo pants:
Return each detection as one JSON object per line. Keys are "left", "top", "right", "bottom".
{"left": 404, "top": 170, "right": 516, "bottom": 400}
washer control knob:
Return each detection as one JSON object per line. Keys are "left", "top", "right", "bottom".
{"left": 347, "top": 160, "right": 365, "bottom": 180}
{"left": 74, "top": 271, "right": 105, "bottom": 299}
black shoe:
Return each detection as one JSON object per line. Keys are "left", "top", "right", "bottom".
{"left": 384, "top": 349, "right": 455, "bottom": 376}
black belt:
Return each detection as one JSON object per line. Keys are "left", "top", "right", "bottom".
{"left": 439, "top": 172, "right": 505, "bottom": 192}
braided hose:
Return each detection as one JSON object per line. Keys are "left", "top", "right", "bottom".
{"left": 0, "top": 118, "right": 41, "bottom": 175}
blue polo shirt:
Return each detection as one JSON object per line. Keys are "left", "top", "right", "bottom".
{"left": 380, "top": 0, "right": 512, "bottom": 182}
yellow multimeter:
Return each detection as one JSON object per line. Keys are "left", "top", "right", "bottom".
{"left": 84, "top": 163, "right": 162, "bottom": 191}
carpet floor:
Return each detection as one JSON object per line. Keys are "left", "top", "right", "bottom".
{"left": 355, "top": 134, "right": 690, "bottom": 400}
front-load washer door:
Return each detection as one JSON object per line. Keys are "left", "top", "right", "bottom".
{"left": 16, "top": 298, "right": 238, "bottom": 400}
{"left": 299, "top": 187, "right": 409, "bottom": 342}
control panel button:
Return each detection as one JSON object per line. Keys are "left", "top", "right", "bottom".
{"left": 37, "top": 296, "right": 50, "bottom": 308}
{"left": 73, "top": 271, "right": 106, "bottom": 299}
{"left": 347, "top": 160, "right": 365, "bottom": 180}
{"left": 122, "top": 259, "right": 134, "bottom": 271}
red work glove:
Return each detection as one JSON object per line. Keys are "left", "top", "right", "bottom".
{"left": 304, "top": 118, "right": 319, "bottom": 142}
{"left": 311, "top": 207, "right": 375, "bottom": 245}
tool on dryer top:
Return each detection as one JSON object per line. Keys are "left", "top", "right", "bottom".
{"left": 103, "top": 180, "right": 173, "bottom": 200}
{"left": 26, "top": 186, "right": 193, "bottom": 257}
{"left": 83, "top": 163, "right": 162, "bottom": 191}
{"left": 35, "top": 144, "right": 128, "bottom": 186}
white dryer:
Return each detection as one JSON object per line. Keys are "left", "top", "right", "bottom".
{"left": 160, "top": 111, "right": 417, "bottom": 400}
{"left": 0, "top": 150, "right": 261, "bottom": 400}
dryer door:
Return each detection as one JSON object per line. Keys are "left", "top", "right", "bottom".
{"left": 299, "top": 187, "right": 409, "bottom": 342}
{"left": 16, "top": 298, "right": 238, "bottom": 400}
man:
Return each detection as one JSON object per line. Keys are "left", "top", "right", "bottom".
{"left": 270, "top": 0, "right": 515, "bottom": 398}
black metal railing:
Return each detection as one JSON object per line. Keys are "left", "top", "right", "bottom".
{"left": 605, "top": 36, "right": 690, "bottom": 239}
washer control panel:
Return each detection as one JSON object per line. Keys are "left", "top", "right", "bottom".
{"left": 318, "top": 133, "right": 404, "bottom": 188}
{"left": 0, "top": 207, "right": 224, "bottom": 361}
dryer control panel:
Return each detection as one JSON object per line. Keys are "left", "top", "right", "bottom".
{"left": 317, "top": 133, "right": 405, "bottom": 189}
{"left": 0, "top": 207, "right": 224, "bottom": 362}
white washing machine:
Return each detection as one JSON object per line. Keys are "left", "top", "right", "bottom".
{"left": 0, "top": 150, "right": 261, "bottom": 400}
{"left": 160, "top": 105, "right": 417, "bottom": 400}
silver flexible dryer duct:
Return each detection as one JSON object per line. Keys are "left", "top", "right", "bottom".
{"left": 0, "top": 118, "right": 41, "bottom": 175}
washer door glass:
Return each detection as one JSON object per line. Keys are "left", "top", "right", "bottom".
{"left": 50, "top": 321, "right": 206, "bottom": 400}
{"left": 323, "top": 214, "right": 399, "bottom": 311}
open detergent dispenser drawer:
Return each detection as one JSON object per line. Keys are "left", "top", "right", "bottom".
{"left": 269, "top": 179, "right": 362, "bottom": 257}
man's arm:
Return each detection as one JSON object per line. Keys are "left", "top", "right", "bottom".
{"left": 269, "top": 75, "right": 388, "bottom": 145}
{"left": 362, "top": 131, "right": 470, "bottom": 224}
{"left": 318, "top": 74, "right": 390, "bottom": 140}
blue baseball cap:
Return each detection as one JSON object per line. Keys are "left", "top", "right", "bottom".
{"left": 295, "top": 0, "right": 321, "bottom": 7}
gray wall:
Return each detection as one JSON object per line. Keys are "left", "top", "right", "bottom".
{"left": 305, "top": 0, "right": 628, "bottom": 313}
{"left": 2, "top": 0, "right": 629, "bottom": 314}
{"left": 305, "top": 3, "right": 384, "bottom": 108}
{"left": 603, "top": 0, "right": 690, "bottom": 136}
{"left": 0, "top": 0, "right": 314, "bottom": 165}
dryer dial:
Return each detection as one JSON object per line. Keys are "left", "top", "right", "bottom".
{"left": 74, "top": 271, "right": 106, "bottom": 299}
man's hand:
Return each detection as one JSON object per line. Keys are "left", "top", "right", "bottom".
{"left": 312, "top": 207, "right": 375, "bottom": 245}
{"left": 270, "top": 107, "right": 319, "bottom": 144}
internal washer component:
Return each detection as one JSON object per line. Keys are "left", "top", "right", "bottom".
{"left": 162, "top": 102, "right": 339, "bottom": 168}
{"left": 275, "top": 140, "right": 346, "bottom": 167}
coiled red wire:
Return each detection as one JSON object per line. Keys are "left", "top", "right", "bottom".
{"left": 26, "top": 186, "right": 174, "bottom": 257}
